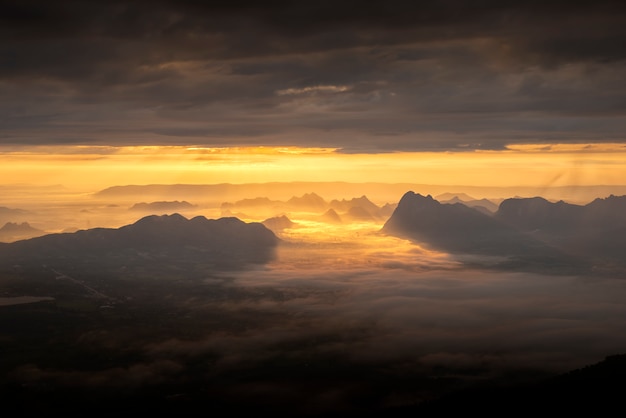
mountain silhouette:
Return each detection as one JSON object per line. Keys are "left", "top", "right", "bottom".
{"left": 262, "top": 215, "right": 296, "bottom": 232}
{"left": 286, "top": 192, "right": 327, "bottom": 211}
{"left": 330, "top": 196, "right": 381, "bottom": 217}
{"left": 221, "top": 197, "right": 278, "bottom": 210}
{"left": 220, "top": 193, "right": 386, "bottom": 222}
{"left": 584, "top": 195, "right": 626, "bottom": 226}
{"left": 129, "top": 200, "right": 197, "bottom": 212}
{"left": 382, "top": 192, "right": 626, "bottom": 272}
{"left": 0, "top": 222, "right": 46, "bottom": 242}
{"left": 221, "top": 194, "right": 329, "bottom": 214}
{"left": 379, "top": 202, "right": 398, "bottom": 217}
{"left": 496, "top": 195, "right": 626, "bottom": 231}
{"left": 382, "top": 192, "right": 578, "bottom": 272}
{"left": 435, "top": 192, "right": 476, "bottom": 201}
{"left": 495, "top": 197, "right": 583, "bottom": 232}
{"left": 382, "top": 192, "right": 549, "bottom": 255}
{"left": 439, "top": 196, "right": 499, "bottom": 214}
{"left": 0, "top": 214, "right": 279, "bottom": 269}
{"left": 413, "top": 354, "right": 626, "bottom": 416}
{"left": 495, "top": 195, "right": 626, "bottom": 265}
{"left": 319, "top": 208, "right": 342, "bottom": 223}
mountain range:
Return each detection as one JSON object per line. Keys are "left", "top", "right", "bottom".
{"left": 222, "top": 193, "right": 391, "bottom": 220}
{"left": 381, "top": 191, "right": 625, "bottom": 273}
{"left": 382, "top": 192, "right": 555, "bottom": 256}
{"left": 129, "top": 200, "right": 197, "bottom": 212}
{"left": 0, "top": 214, "right": 279, "bottom": 270}
{"left": 438, "top": 195, "right": 499, "bottom": 214}
{"left": 93, "top": 182, "right": 626, "bottom": 205}
{"left": 495, "top": 195, "right": 626, "bottom": 265}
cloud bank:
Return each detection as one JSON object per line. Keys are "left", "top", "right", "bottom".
{"left": 1, "top": 1, "right": 625, "bottom": 151}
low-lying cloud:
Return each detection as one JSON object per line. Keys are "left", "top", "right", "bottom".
{"left": 5, "top": 218, "right": 626, "bottom": 414}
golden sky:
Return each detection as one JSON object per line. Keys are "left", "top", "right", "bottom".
{"left": 2, "top": 144, "right": 626, "bottom": 192}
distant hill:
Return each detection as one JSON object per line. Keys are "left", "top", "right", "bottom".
{"left": 495, "top": 194, "right": 626, "bottom": 264}
{"left": 319, "top": 208, "right": 342, "bottom": 223}
{"left": 262, "top": 215, "right": 296, "bottom": 232}
{"left": 0, "top": 222, "right": 46, "bottom": 242}
{"left": 0, "top": 214, "right": 279, "bottom": 269}
{"left": 435, "top": 192, "right": 476, "bottom": 201}
{"left": 221, "top": 194, "right": 327, "bottom": 213}
{"left": 286, "top": 193, "right": 327, "bottom": 211}
{"left": 92, "top": 182, "right": 626, "bottom": 206}
{"left": 496, "top": 196, "right": 584, "bottom": 231}
{"left": 413, "top": 354, "right": 626, "bottom": 415}
{"left": 379, "top": 203, "right": 398, "bottom": 217}
{"left": 439, "top": 196, "right": 499, "bottom": 213}
{"left": 330, "top": 196, "right": 381, "bottom": 215}
{"left": 222, "top": 193, "right": 385, "bottom": 221}
{"left": 129, "top": 200, "right": 197, "bottom": 212}
{"left": 221, "top": 197, "right": 278, "bottom": 210}
{"left": 381, "top": 192, "right": 582, "bottom": 273}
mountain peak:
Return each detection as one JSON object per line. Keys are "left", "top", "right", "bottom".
{"left": 435, "top": 192, "right": 476, "bottom": 202}
{"left": 1, "top": 215, "right": 279, "bottom": 269}
{"left": 286, "top": 192, "right": 327, "bottom": 209}
{"left": 396, "top": 191, "right": 438, "bottom": 208}
{"left": 1, "top": 221, "right": 33, "bottom": 231}
{"left": 382, "top": 192, "right": 570, "bottom": 269}
{"left": 141, "top": 212, "right": 187, "bottom": 221}
{"left": 0, "top": 222, "right": 46, "bottom": 242}
{"left": 320, "top": 208, "right": 342, "bottom": 223}
{"left": 262, "top": 215, "right": 296, "bottom": 232}
{"left": 131, "top": 213, "right": 189, "bottom": 227}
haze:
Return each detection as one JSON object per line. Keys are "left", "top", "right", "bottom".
{"left": 2, "top": 1, "right": 626, "bottom": 416}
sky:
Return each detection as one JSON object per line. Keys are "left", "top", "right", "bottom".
{"left": 3, "top": 4, "right": 626, "bottom": 409}
{"left": 1, "top": 1, "right": 626, "bottom": 188}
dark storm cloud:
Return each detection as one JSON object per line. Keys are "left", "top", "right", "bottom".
{"left": 1, "top": 0, "right": 625, "bottom": 150}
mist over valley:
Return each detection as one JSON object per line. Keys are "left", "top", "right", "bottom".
{"left": 2, "top": 182, "right": 626, "bottom": 416}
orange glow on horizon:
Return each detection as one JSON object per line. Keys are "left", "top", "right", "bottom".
{"left": 1, "top": 144, "right": 626, "bottom": 192}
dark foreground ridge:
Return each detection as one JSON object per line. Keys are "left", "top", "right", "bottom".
{"left": 0, "top": 214, "right": 279, "bottom": 269}
{"left": 3, "top": 351, "right": 625, "bottom": 417}
{"left": 411, "top": 354, "right": 626, "bottom": 416}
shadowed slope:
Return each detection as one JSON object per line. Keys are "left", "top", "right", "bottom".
{"left": 382, "top": 192, "right": 553, "bottom": 256}
{"left": 381, "top": 192, "right": 581, "bottom": 273}
{"left": 412, "top": 354, "right": 626, "bottom": 416}
{"left": 0, "top": 214, "right": 279, "bottom": 269}
{"left": 496, "top": 195, "right": 626, "bottom": 266}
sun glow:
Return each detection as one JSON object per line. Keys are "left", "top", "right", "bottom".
{"left": 1, "top": 144, "right": 626, "bottom": 193}
{"left": 253, "top": 218, "right": 458, "bottom": 275}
